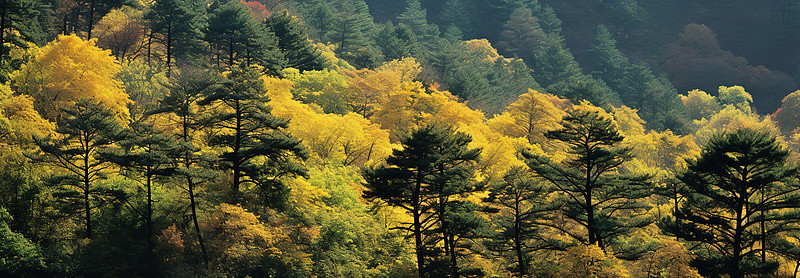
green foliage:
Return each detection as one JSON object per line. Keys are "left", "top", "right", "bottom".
{"left": 266, "top": 12, "right": 325, "bottom": 72}
{"left": 590, "top": 25, "right": 686, "bottom": 131}
{"left": 363, "top": 125, "right": 482, "bottom": 277}
{"left": 145, "top": 0, "right": 206, "bottom": 75}
{"left": 32, "top": 99, "right": 125, "bottom": 239}
{"left": 524, "top": 107, "right": 652, "bottom": 252}
{"left": 199, "top": 66, "right": 308, "bottom": 203}
{"left": 662, "top": 128, "right": 800, "bottom": 278}
{"left": 0, "top": 208, "right": 45, "bottom": 277}
{"left": 206, "top": 0, "right": 284, "bottom": 74}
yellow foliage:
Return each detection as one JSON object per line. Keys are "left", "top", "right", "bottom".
{"left": 488, "top": 89, "right": 566, "bottom": 146}
{"left": 341, "top": 58, "right": 421, "bottom": 117}
{"left": 263, "top": 76, "right": 393, "bottom": 166}
{"left": 612, "top": 106, "right": 646, "bottom": 137}
{"left": 681, "top": 89, "right": 721, "bottom": 120}
{"left": 12, "top": 35, "right": 131, "bottom": 121}
{"left": 558, "top": 244, "right": 631, "bottom": 278}
{"left": 694, "top": 105, "right": 781, "bottom": 145}
{"left": 717, "top": 85, "right": 753, "bottom": 113}
{"left": 202, "top": 203, "right": 286, "bottom": 270}
{"left": 0, "top": 84, "right": 54, "bottom": 143}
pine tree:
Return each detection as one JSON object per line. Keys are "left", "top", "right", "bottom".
{"left": 524, "top": 107, "right": 652, "bottom": 251}
{"left": 374, "top": 21, "right": 416, "bottom": 62}
{"left": 31, "top": 99, "right": 124, "bottom": 240}
{"left": 497, "top": 7, "right": 546, "bottom": 63}
{"left": 440, "top": 0, "right": 471, "bottom": 36}
{"left": 150, "top": 68, "right": 221, "bottom": 265}
{"left": 265, "top": 11, "right": 324, "bottom": 72}
{"left": 145, "top": 0, "right": 205, "bottom": 77}
{"left": 98, "top": 120, "right": 186, "bottom": 273}
{"left": 662, "top": 128, "right": 800, "bottom": 278}
{"left": 363, "top": 125, "right": 482, "bottom": 278}
{"left": 483, "top": 167, "right": 560, "bottom": 277}
{"left": 206, "top": 0, "right": 284, "bottom": 74}
{"left": 198, "top": 66, "right": 308, "bottom": 203}
{"left": 397, "top": 0, "right": 439, "bottom": 54}
{"left": 0, "top": 0, "right": 46, "bottom": 67}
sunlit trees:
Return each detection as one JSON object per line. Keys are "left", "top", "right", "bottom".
{"left": 662, "top": 128, "right": 800, "bottom": 278}
{"left": 31, "top": 99, "right": 124, "bottom": 239}
{"left": 11, "top": 34, "right": 131, "bottom": 121}
{"left": 524, "top": 106, "right": 652, "bottom": 251}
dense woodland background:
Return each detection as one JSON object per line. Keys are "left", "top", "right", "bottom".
{"left": 5, "top": 0, "right": 800, "bottom": 277}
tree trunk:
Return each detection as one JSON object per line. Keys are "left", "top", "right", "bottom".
{"left": 146, "top": 167, "right": 155, "bottom": 275}
{"left": 0, "top": 0, "right": 7, "bottom": 67}
{"left": 514, "top": 199, "right": 527, "bottom": 277}
{"left": 84, "top": 150, "right": 92, "bottom": 239}
{"left": 414, "top": 169, "right": 425, "bottom": 277}
{"left": 87, "top": 0, "right": 96, "bottom": 39}
{"left": 231, "top": 99, "right": 241, "bottom": 198}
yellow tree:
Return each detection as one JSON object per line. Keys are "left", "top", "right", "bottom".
{"left": 11, "top": 35, "right": 131, "bottom": 121}
{"left": 0, "top": 84, "right": 53, "bottom": 144}
{"left": 341, "top": 58, "right": 421, "bottom": 117}
{"left": 488, "top": 89, "right": 566, "bottom": 145}
{"left": 262, "top": 76, "right": 393, "bottom": 166}
{"left": 681, "top": 89, "right": 721, "bottom": 120}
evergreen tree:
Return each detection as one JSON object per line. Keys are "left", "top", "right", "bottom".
{"left": 363, "top": 125, "right": 482, "bottom": 278}
{"left": 397, "top": 0, "right": 439, "bottom": 55}
{"left": 590, "top": 25, "right": 686, "bottom": 131}
{"left": 483, "top": 167, "right": 560, "bottom": 277}
{"left": 206, "top": 0, "right": 284, "bottom": 74}
{"left": 265, "top": 11, "right": 324, "bottom": 72}
{"left": 150, "top": 68, "right": 222, "bottom": 265}
{"left": 440, "top": 0, "right": 471, "bottom": 36}
{"left": 662, "top": 128, "right": 800, "bottom": 278}
{"left": 31, "top": 99, "right": 124, "bottom": 240}
{"left": 198, "top": 66, "right": 308, "bottom": 203}
{"left": 497, "top": 7, "right": 546, "bottom": 64}
{"left": 98, "top": 120, "right": 186, "bottom": 274}
{"left": 524, "top": 108, "right": 652, "bottom": 251}
{"left": 530, "top": 34, "right": 581, "bottom": 88}
{"left": 374, "top": 21, "right": 416, "bottom": 62}
{"left": 0, "top": 0, "right": 46, "bottom": 67}
{"left": 326, "top": 2, "right": 378, "bottom": 68}
{"left": 145, "top": 0, "right": 205, "bottom": 77}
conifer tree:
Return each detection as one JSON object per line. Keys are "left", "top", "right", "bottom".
{"left": 591, "top": 25, "right": 685, "bottom": 131}
{"left": 145, "top": 0, "right": 205, "bottom": 77}
{"left": 0, "top": 0, "right": 46, "bottom": 68}
{"left": 206, "top": 0, "right": 284, "bottom": 74}
{"left": 150, "top": 68, "right": 221, "bottom": 264}
{"left": 99, "top": 120, "right": 186, "bottom": 273}
{"left": 483, "top": 167, "right": 560, "bottom": 277}
{"left": 265, "top": 11, "right": 324, "bottom": 72}
{"left": 31, "top": 99, "right": 124, "bottom": 240}
{"left": 524, "top": 107, "right": 652, "bottom": 251}
{"left": 363, "top": 125, "right": 482, "bottom": 278}
{"left": 397, "top": 0, "right": 439, "bottom": 55}
{"left": 199, "top": 66, "right": 308, "bottom": 202}
{"left": 662, "top": 128, "right": 800, "bottom": 278}
{"left": 440, "top": 0, "right": 471, "bottom": 36}
{"left": 497, "top": 7, "right": 545, "bottom": 63}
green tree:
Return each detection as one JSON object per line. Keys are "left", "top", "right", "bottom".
{"left": 440, "top": 0, "right": 471, "bottom": 36}
{"left": 199, "top": 66, "right": 308, "bottom": 202}
{"left": 0, "top": 0, "right": 46, "bottom": 69}
{"left": 150, "top": 68, "right": 222, "bottom": 264}
{"left": 662, "top": 128, "right": 800, "bottom": 278}
{"left": 483, "top": 166, "right": 560, "bottom": 277}
{"left": 206, "top": 0, "right": 284, "bottom": 73}
{"left": 374, "top": 21, "right": 416, "bottom": 62}
{"left": 0, "top": 208, "right": 44, "bottom": 277}
{"left": 590, "top": 25, "right": 685, "bottom": 131}
{"left": 524, "top": 107, "right": 652, "bottom": 251}
{"left": 145, "top": 0, "right": 205, "bottom": 77}
{"left": 31, "top": 99, "right": 124, "bottom": 239}
{"left": 497, "top": 7, "right": 545, "bottom": 64}
{"left": 265, "top": 11, "right": 324, "bottom": 72}
{"left": 99, "top": 120, "right": 186, "bottom": 273}
{"left": 363, "top": 125, "right": 482, "bottom": 278}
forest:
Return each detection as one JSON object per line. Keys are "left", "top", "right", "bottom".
{"left": 4, "top": 0, "right": 800, "bottom": 277}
